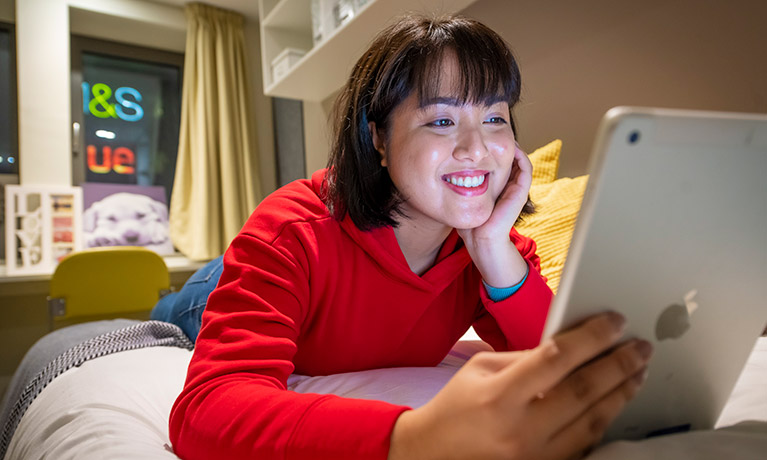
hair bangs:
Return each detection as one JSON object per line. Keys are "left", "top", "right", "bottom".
{"left": 410, "top": 21, "right": 521, "bottom": 109}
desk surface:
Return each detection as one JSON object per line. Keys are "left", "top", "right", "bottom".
{"left": 0, "top": 254, "right": 207, "bottom": 296}
{"left": 0, "top": 254, "right": 207, "bottom": 282}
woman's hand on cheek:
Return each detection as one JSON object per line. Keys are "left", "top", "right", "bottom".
{"left": 458, "top": 145, "right": 533, "bottom": 288}
{"left": 388, "top": 313, "right": 653, "bottom": 460}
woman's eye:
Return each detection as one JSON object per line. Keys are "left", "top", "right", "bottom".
{"left": 485, "top": 116, "right": 507, "bottom": 125}
{"left": 430, "top": 119, "right": 454, "bottom": 128}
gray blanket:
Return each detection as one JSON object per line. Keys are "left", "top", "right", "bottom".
{"left": 0, "top": 320, "right": 193, "bottom": 458}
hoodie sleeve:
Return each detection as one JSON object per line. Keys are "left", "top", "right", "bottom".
{"left": 472, "top": 229, "right": 554, "bottom": 351}
{"left": 168, "top": 230, "right": 409, "bottom": 460}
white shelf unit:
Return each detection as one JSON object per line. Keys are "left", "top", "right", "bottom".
{"left": 259, "top": 0, "right": 478, "bottom": 102}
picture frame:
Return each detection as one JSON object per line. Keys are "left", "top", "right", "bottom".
{"left": 4, "top": 185, "right": 83, "bottom": 276}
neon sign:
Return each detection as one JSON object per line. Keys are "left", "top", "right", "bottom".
{"left": 87, "top": 145, "right": 136, "bottom": 175}
{"left": 82, "top": 82, "right": 144, "bottom": 122}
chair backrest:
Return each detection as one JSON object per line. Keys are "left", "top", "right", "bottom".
{"left": 48, "top": 246, "right": 170, "bottom": 328}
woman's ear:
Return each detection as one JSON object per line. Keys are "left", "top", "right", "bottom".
{"left": 368, "top": 121, "right": 387, "bottom": 167}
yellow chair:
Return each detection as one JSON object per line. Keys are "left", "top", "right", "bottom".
{"left": 48, "top": 246, "right": 172, "bottom": 330}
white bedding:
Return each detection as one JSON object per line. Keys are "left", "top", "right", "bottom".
{"left": 5, "top": 338, "right": 767, "bottom": 460}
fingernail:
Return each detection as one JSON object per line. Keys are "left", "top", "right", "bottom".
{"left": 633, "top": 367, "right": 649, "bottom": 385}
{"left": 635, "top": 339, "right": 653, "bottom": 360}
{"left": 606, "top": 312, "right": 626, "bottom": 332}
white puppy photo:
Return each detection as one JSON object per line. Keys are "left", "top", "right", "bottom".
{"left": 83, "top": 192, "right": 175, "bottom": 254}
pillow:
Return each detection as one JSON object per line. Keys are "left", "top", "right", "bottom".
{"left": 517, "top": 140, "right": 588, "bottom": 294}
{"left": 527, "top": 139, "right": 562, "bottom": 185}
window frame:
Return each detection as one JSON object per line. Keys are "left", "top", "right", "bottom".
{"left": 0, "top": 21, "right": 19, "bottom": 261}
{"left": 69, "top": 35, "right": 184, "bottom": 187}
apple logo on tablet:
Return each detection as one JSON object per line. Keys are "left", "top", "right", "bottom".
{"left": 656, "top": 290, "right": 699, "bottom": 340}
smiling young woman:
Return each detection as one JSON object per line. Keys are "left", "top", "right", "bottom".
{"left": 166, "top": 13, "right": 652, "bottom": 460}
{"left": 368, "top": 58, "right": 528, "bottom": 280}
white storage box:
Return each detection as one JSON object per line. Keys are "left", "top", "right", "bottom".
{"left": 271, "top": 48, "right": 306, "bottom": 83}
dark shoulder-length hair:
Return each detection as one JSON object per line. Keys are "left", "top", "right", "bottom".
{"left": 324, "top": 13, "right": 530, "bottom": 230}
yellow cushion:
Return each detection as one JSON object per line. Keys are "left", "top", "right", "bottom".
{"left": 528, "top": 139, "right": 562, "bottom": 185}
{"left": 517, "top": 140, "right": 588, "bottom": 294}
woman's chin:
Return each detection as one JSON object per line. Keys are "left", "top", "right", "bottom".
{"left": 450, "top": 209, "right": 493, "bottom": 230}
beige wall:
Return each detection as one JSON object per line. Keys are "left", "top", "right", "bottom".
{"left": 462, "top": 0, "right": 767, "bottom": 178}
{"left": 0, "top": 0, "right": 12, "bottom": 21}
{"left": 16, "top": 0, "right": 72, "bottom": 185}
{"left": 303, "top": 93, "right": 338, "bottom": 176}
{"left": 301, "top": 0, "right": 767, "bottom": 179}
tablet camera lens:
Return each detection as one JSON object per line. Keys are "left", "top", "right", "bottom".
{"left": 628, "top": 131, "right": 641, "bottom": 144}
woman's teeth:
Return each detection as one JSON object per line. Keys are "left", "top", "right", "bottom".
{"left": 445, "top": 175, "right": 485, "bottom": 188}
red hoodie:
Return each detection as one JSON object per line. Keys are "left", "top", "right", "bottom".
{"left": 169, "top": 169, "right": 553, "bottom": 460}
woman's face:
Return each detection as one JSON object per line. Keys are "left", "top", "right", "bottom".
{"left": 372, "top": 54, "right": 516, "bottom": 232}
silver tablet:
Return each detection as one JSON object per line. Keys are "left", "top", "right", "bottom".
{"left": 542, "top": 107, "right": 767, "bottom": 441}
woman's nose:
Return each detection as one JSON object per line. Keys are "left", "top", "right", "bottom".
{"left": 452, "top": 127, "right": 489, "bottom": 162}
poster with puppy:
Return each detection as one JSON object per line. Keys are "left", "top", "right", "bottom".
{"left": 81, "top": 183, "right": 175, "bottom": 255}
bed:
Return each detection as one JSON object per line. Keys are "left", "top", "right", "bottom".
{"left": 2, "top": 141, "right": 766, "bottom": 459}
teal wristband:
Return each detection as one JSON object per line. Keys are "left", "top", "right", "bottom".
{"left": 483, "top": 265, "right": 530, "bottom": 302}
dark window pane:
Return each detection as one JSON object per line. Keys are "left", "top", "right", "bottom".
{"left": 0, "top": 25, "right": 18, "bottom": 174}
{"left": 79, "top": 51, "right": 181, "bottom": 202}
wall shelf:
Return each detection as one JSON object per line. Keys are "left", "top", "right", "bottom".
{"left": 258, "top": 0, "right": 478, "bottom": 102}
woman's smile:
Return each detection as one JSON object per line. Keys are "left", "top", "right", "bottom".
{"left": 441, "top": 171, "right": 490, "bottom": 196}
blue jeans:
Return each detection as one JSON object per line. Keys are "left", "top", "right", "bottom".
{"left": 150, "top": 256, "right": 223, "bottom": 342}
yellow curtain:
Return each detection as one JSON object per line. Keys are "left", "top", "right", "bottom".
{"left": 169, "top": 2, "right": 261, "bottom": 260}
